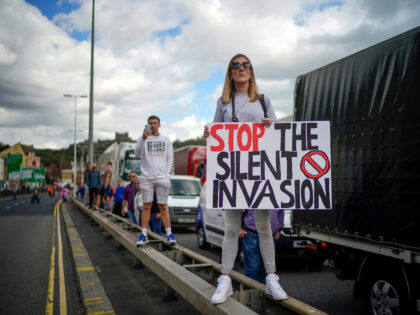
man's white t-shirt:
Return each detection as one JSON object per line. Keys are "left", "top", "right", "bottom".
{"left": 135, "top": 134, "right": 173, "bottom": 180}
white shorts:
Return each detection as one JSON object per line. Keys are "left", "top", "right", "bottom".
{"left": 141, "top": 177, "right": 170, "bottom": 204}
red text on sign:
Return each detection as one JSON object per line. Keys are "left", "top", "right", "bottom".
{"left": 210, "top": 123, "right": 265, "bottom": 152}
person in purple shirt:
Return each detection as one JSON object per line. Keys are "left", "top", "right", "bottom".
{"left": 122, "top": 171, "right": 139, "bottom": 224}
{"left": 239, "top": 209, "right": 285, "bottom": 284}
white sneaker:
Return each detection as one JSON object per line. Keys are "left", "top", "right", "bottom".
{"left": 210, "top": 275, "right": 233, "bottom": 304}
{"left": 265, "top": 274, "right": 288, "bottom": 300}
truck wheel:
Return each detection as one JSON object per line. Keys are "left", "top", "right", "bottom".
{"left": 365, "top": 271, "right": 408, "bottom": 315}
{"left": 197, "top": 225, "right": 210, "bottom": 249}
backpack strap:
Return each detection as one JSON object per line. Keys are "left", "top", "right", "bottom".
{"left": 259, "top": 94, "right": 267, "bottom": 118}
{"left": 232, "top": 93, "right": 267, "bottom": 120}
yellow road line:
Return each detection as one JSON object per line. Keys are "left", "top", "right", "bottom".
{"left": 80, "top": 282, "right": 95, "bottom": 287}
{"left": 45, "top": 201, "right": 59, "bottom": 315}
{"left": 45, "top": 246, "right": 56, "bottom": 315}
{"left": 77, "top": 266, "right": 95, "bottom": 272}
{"left": 85, "top": 297, "right": 103, "bottom": 302}
{"left": 84, "top": 297, "right": 104, "bottom": 306}
{"left": 57, "top": 200, "right": 67, "bottom": 315}
{"left": 87, "top": 310, "right": 116, "bottom": 315}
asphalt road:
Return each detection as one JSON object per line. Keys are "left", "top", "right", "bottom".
{"left": 0, "top": 194, "right": 82, "bottom": 315}
{"left": 174, "top": 227, "right": 367, "bottom": 315}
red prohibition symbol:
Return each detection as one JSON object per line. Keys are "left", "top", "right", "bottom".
{"left": 300, "top": 150, "right": 330, "bottom": 179}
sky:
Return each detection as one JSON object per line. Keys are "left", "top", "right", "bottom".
{"left": 0, "top": 0, "right": 419, "bottom": 149}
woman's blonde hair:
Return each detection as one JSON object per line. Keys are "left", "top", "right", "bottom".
{"left": 221, "top": 53, "right": 260, "bottom": 104}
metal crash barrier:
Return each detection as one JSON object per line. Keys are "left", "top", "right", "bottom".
{"left": 70, "top": 197, "right": 327, "bottom": 315}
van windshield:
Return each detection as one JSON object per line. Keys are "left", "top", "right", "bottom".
{"left": 122, "top": 158, "right": 141, "bottom": 181}
{"left": 170, "top": 179, "right": 201, "bottom": 196}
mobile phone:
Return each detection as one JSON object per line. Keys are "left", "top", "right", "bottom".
{"left": 145, "top": 124, "right": 151, "bottom": 130}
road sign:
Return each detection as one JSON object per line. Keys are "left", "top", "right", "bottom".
{"left": 22, "top": 168, "right": 46, "bottom": 182}
{"left": 7, "top": 154, "right": 22, "bottom": 181}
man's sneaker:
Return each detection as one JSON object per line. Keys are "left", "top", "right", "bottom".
{"left": 166, "top": 233, "right": 177, "bottom": 246}
{"left": 265, "top": 274, "right": 288, "bottom": 300}
{"left": 136, "top": 234, "right": 149, "bottom": 247}
{"left": 210, "top": 275, "right": 233, "bottom": 304}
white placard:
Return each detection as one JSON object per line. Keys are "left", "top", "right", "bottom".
{"left": 206, "top": 121, "right": 332, "bottom": 210}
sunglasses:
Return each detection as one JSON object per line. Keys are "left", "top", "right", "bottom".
{"left": 231, "top": 61, "right": 252, "bottom": 70}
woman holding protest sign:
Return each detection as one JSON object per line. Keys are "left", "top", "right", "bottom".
{"left": 204, "top": 53, "right": 287, "bottom": 304}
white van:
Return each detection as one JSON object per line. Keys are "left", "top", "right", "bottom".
{"left": 196, "top": 182, "right": 224, "bottom": 248}
{"left": 168, "top": 175, "right": 201, "bottom": 227}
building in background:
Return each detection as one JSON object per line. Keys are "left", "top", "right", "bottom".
{"left": 61, "top": 169, "right": 73, "bottom": 187}
{"left": 27, "top": 156, "right": 41, "bottom": 168}
{"left": 0, "top": 143, "right": 38, "bottom": 170}
{"left": 0, "top": 143, "right": 45, "bottom": 188}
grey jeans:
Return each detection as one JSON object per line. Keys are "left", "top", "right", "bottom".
{"left": 221, "top": 209, "right": 276, "bottom": 274}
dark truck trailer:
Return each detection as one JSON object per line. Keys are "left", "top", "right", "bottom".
{"left": 293, "top": 27, "right": 420, "bottom": 314}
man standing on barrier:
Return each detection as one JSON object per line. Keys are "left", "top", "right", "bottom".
{"left": 97, "top": 161, "right": 112, "bottom": 211}
{"left": 86, "top": 163, "right": 101, "bottom": 210}
{"left": 134, "top": 115, "right": 176, "bottom": 246}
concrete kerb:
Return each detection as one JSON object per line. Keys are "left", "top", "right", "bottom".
{"left": 71, "top": 197, "right": 257, "bottom": 315}
{"left": 61, "top": 202, "right": 116, "bottom": 315}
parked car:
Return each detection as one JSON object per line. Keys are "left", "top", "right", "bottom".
{"left": 167, "top": 175, "right": 202, "bottom": 227}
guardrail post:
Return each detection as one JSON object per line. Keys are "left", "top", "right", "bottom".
{"left": 163, "top": 285, "right": 179, "bottom": 302}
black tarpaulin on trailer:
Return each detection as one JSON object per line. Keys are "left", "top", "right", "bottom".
{"left": 293, "top": 27, "right": 420, "bottom": 249}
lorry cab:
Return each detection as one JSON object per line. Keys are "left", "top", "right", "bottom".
{"left": 167, "top": 175, "right": 201, "bottom": 227}
{"left": 98, "top": 142, "right": 141, "bottom": 188}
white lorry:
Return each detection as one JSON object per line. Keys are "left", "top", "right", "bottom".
{"left": 97, "top": 142, "right": 141, "bottom": 188}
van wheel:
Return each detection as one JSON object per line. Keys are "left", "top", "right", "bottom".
{"left": 365, "top": 270, "right": 408, "bottom": 315}
{"left": 197, "top": 225, "right": 210, "bottom": 249}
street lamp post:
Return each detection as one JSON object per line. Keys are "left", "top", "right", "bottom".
{"left": 64, "top": 94, "right": 88, "bottom": 197}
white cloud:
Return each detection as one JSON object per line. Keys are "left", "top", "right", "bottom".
{"left": 164, "top": 115, "right": 207, "bottom": 142}
{"left": 0, "top": 0, "right": 419, "bottom": 151}
{"left": 0, "top": 43, "right": 17, "bottom": 65}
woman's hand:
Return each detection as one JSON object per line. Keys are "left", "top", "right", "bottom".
{"left": 203, "top": 125, "right": 210, "bottom": 138}
{"left": 260, "top": 117, "right": 274, "bottom": 128}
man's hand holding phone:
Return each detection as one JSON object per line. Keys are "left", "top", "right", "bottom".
{"left": 143, "top": 124, "right": 152, "bottom": 139}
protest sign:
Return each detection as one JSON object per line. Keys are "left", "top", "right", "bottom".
{"left": 206, "top": 121, "right": 331, "bottom": 210}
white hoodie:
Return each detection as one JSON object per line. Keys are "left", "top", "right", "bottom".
{"left": 135, "top": 134, "right": 173, "bottom": 180}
